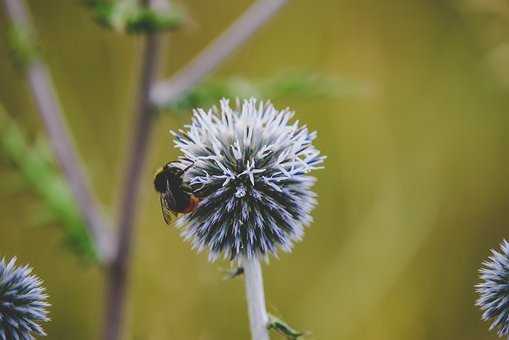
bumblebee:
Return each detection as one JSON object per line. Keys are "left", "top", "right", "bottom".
{"left": 154, "top": 162, "right": 199, "bottom": 224}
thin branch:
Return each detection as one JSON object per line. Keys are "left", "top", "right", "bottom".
{"left": 102, "top": 0, "right": 165, "bottom": 338}
{"left": 2, "top": 0, "right": 113, "bottom": 262}
{"left": 243, "top": 258, "right": 270, "bottom": 340}
{"left": 151, "top": 0, "right": 288, "bottom": 107}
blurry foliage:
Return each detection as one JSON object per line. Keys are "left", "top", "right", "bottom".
{"left": 0, "top": 107, "right": 97, "bottom": 262}
{"left": 6, "top": 24, "right": 38, "bottom": 69}
{"left": 85, "top": 0, "right": 184, "bottom": 34}
{"left": 167, "top": 72, "right": 364, "bottom": 114}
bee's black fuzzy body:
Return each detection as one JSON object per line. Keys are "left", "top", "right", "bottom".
{"left": 154, "top": 162, "right": 199, "bottom": 223}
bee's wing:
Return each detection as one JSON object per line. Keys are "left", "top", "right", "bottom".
{"left": 160, "top": 192, "right": 178, "bottom": 225}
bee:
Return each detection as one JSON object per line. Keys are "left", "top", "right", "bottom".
{"left": 154, "top": 162, "right": 199, "bottom": 224}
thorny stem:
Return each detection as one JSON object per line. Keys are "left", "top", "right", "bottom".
{"left": 1, "top": 0, "right": 113, "bottom": 262}
{"left": 243, "top": 258, "right": 270, "bottom": 340}
{"left": 151, "top": 0, "right": 288, "bottom": 107}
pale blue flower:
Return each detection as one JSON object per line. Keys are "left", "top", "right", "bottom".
{"left": 477, "top": 240, "right": 509, "bottom": 337}
{"left": 0, "top": 258, "right": 50, "bottom": 339}
{"left": 173, "top": 98, "right": 324, "bottom": 260}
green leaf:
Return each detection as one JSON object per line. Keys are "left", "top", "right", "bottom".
{"left": 268, "top": 314, "right": 307, "bottom": 340}
{"left": 6, "top": 24, "right": 38, "bottom": 68}
{"left": 0, "top": 106, "right": 98, "bottom": 262}
{"left": 86, "top": 0, "right": 184, "bottom": 34}
{"left": 163, "top": 72, "right": 365, "bottom": 114}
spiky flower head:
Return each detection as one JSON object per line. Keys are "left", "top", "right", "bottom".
{"left": 476, "top": 240, "right": 509, "bottom": 337}
{"left": 0, "top": 258, "right": 50, "bottom": 339}
{"left": 173, "top": 98, "right": 325, "bottom": 261}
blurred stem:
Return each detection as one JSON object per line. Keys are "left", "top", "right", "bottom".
{"left": 151, "top": 0, "right": 287, "bottom": 107}
{"left": 102, "top": 1, "right": 163, "bottom": 340}
{"left": 243, "top": 258, "right": 270, "bottom": 340}
{"left": 1, "top": 0, "right": 112, "bottom": 262}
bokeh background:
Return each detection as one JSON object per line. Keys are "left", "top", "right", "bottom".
{"left": 2, "top": 0, "right": 509, "bottom": 339}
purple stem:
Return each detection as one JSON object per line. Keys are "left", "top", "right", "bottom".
{"left": 102, "top": 16, "right": 163, "bottom": 340}
{"left": 151, "top": 0, "right": 288, "bottom": 107}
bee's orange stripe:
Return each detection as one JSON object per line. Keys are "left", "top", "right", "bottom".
{"left": 182, "top": 196, "right": 199, "bottom": 213}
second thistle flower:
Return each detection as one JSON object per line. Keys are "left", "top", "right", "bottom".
{"left": 172, "top": 98, "right": 325, "bottom": 261}
{"left": 477, "top": 239, "right": 509, "bottom": 337}
{"left": 0, "top": 257, "right": 50, "bottom": 339}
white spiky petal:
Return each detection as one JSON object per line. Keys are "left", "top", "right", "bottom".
{"left": 477, "top": 240, "right": 509, "bottom": 337}
{"left": 0, "top": 258, "right": 50, "bottom": 339}
{"left": 172, "top": 98, "right": 324, "bottom": 261}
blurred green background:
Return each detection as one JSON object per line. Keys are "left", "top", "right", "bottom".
{"left": 2, "top": 0, "right": 509, "bottom": 339}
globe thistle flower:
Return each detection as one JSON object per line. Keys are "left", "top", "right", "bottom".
{"left": 476, "top": 240, "right": 509, "bottom": 337}
{"left": 172, "top": 98, "right": 325, "bottom": 261}
{"left": 0, "top": 257, "right": 50, "bottom": 339}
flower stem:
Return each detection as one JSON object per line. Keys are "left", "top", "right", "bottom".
{"left": 102, "top": 1, "right": 164, "bottom": 338}
{"left": 243, "top": 258, "right": 270, "bottom": 340}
